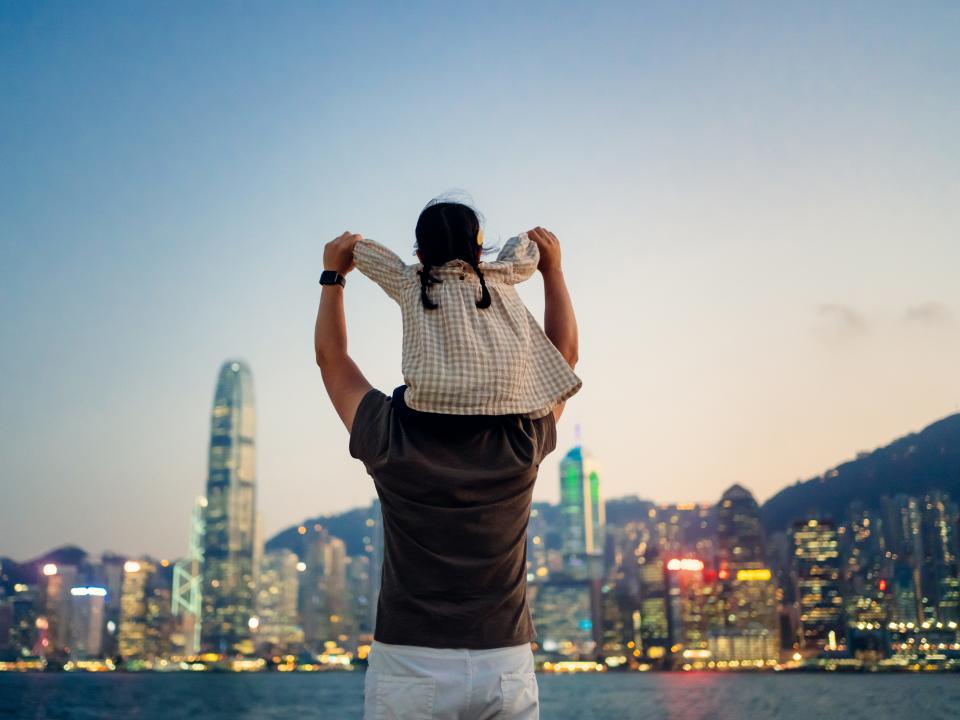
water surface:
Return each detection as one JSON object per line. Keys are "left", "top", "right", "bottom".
{"left": 2, "top": 671, "right": 957, "bottom": 719}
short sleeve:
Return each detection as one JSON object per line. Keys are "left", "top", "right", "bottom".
{"left": 492, "top": 233, "right": 540, "bottom": 285}
{"left": 535, "top": 412, "right": 558, "bottom": 464}
{"left": 353, "top": 239, "right": 412, "bottom": 303}
{"left": 349, "top": 389, "right": 392, "bottom": 464}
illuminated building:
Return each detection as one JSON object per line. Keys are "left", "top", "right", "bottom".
{"left": 529, "top": 580, "right": 595, "bottom": 658}
{"left": 119, "top": 560, "right": 153, "bottom": 660}
{"left": 792, "top": 520, "right": 845, "bottom": 653}
{"left": 665, "top": 557, "right": 721, "bottom": 666}
{"left": 558, "top": 445, "right": 604, "bottom": 647}
{"left": 172, "top": 496, "right": 206, "bottom": 655}
{"left": 0, "top": 582, "right": 39, "bottom": 659}
{"left": 880, "top": 495, "right": 924, "bottom": 572}
{"left": 716, "top": 485, "right": 765, "bottom": 572}
{"left": 526, "top": 506, "right": 551, "bottom": 583}
{"left": 636, "top": 553, "right": 669, "bottom": 660}
{"left": 201, "top": 360, "right": 258, "bottom": 655}
{"left": 299, "top": 529, "right": 349, "bottom": 651}
{"left": 365, "top": 500, "right": 384, "bottom": 631}
{"left": 116, "top": 559, "right": 176, "bottom": 663}
{"left": 67, "top": 587, "right": 107, "bottom": 658}
{"left": 38, "top": 563, "right": 77, "bottom": 657}
{"left": 710, "top": 567, "right": 779, "bottom": 664}
{"left": 920, "top": 492, "right": 959, "bottom": 621}
{"left": 702, "top": 486, "right": 779, "bottom": 663}
{"left": 346, "top": 553, "right": 372, "bottom": 637}
{"left": 559, "top": 446, "right": 604, "bottom": 560}
{"left": 255, "top": 549, "right": 303, "bottom": 653}
{"left": 98, "top": 555, "right": 127, "bottom": 659}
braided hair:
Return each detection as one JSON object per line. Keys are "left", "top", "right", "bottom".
{"left": 415, "top": 200, "right": 492, "bottom": 310}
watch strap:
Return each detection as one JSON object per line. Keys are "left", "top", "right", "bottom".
{"left": 319, "top": 270, "right": 346, "bottom": 288}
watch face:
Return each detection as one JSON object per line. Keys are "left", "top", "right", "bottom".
{"left": 320, "top": 270, "right": 342, "bottom": 285}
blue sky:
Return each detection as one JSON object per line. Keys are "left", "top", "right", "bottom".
{"left": 2, "top": 1, "right": 958, "bottom": 560}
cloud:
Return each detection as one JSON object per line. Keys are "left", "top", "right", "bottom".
{"left": 903, "top": 302, "right": 953, "bottom": 327}
{"left": 815, "top": 303, "right": 869, "bottom": 342}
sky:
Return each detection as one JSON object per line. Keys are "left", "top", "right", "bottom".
{"left": 2, "top": 1, "right": 958, "bottom": 561}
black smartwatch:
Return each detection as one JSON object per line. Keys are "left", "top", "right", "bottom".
{"left": 319, "top": 270, "right": 347, "bottom": 288}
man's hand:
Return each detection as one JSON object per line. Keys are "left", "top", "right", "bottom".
{"left": 324, "top": 232, "right": 361, "bottom": 275}
{"left": 527, "top": 226, "right": 562, "bottom": 274}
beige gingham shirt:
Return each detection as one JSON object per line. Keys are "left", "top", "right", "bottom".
{"left": 353, "top": 232, "right": 582, "bottom": 417}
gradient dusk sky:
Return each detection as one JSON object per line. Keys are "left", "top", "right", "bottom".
{"left": 2, "top": 2, "right": 958, "bottom": 561}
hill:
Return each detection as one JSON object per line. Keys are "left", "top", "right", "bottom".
{"left": 760, "top": 413, "right": 960, "bottom": 531}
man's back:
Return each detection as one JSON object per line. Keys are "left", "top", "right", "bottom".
{"left": 349, "top": 386, "right": 558, "bottom": 649}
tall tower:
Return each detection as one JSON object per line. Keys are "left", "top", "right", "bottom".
{"left": 558, "top": 443, "right": 605, "bottom": 651}
{"left": 201, "top": 360, "right": 257, "bottom": 655}
{"left": 559, "top": 447, "right": 604, "bottom": 558}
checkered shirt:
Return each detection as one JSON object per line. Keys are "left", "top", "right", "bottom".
{"left": 353, "top": 232, "right": 582, "bottom": 417}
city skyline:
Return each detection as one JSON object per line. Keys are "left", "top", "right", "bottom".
{"left": 5, "top": 438, "right": 958, "bottom": 672}
{"left": 3, "top": 2, "right": 960, "bottom": 559}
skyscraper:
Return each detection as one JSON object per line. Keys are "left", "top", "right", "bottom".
{"left": 792, "top": 519, "right": 844, "bottom": 653}
{"left": 201, "top": 360, "right": 257, "bottom": 655}
{"left": 299, "top": 528, "right": 349, "bottom": 651}
{"left": 559, "top": 446, "right": 604, "bottom": 559}
{"left": 716, "top": 484, "right": 765, "bottom": 572}
{"left": 255, "top": 549, "right": 303, "bottom": 653}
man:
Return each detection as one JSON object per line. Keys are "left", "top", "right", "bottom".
{"left": 314, "top": 226, "right": 578, "bottom": 719}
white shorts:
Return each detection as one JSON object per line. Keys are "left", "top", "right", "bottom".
{"left": 363, "top": 640, "right": 539, "bottom": 720}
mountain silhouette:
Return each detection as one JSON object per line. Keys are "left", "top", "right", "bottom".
{"left": 760, "top": 413, "right": 960, "bottom": 531}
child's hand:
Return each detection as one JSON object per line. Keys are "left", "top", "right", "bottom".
{"left": 527, "top": 227, "right": 562, "bottom": 274}
{"left": 324, "top": 232, "right": 361, "bottom": 275}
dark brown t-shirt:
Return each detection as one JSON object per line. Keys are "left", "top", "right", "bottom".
{"left": 349, "top": 386, "right": 557, "bottom": 649}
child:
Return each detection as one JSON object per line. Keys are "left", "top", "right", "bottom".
{"left": 352, "top": 200, "right": 582, "bottom": 418}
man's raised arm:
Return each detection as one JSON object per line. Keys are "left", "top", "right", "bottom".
{"left": 527, "top": 227, "right": 579, "bottom": 422}
{"left": 314, "top": 232, "right": 372, "bottom": 432}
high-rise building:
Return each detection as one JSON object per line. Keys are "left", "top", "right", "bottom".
{"left": 172, "top": 497, "right": 206, "bottom": 656}
{"left": 255, "top": 549, "right": 303, "bottom": 653}
{"left": 38, "top": 562, "right": 77, "bottom": 657}
{"left": 636, "top": 552, "right": 669, "bottom": 661}
{"left": 300, "top": 529, "right": 349, "bottom": 651}
{"left": 67, "top": 586, "right": 107, "bottom": 659}
{"left": 119, "top": 560, "right": 154, "bottom": 661}
{"left": 346, "top": 554, "right": 373, "bottom": 638}
{"left": 920, "top": 492, "right": 959, "bottom": 620}
{"left": 559, "top": 445, "right": 605, "bottom": 648}
{"left": 559, "top": 447, "right": 604, "bottom": 559}
{"left": 201, "top": 360, "right": 257, "bottom": 655}
{"left": 716, "top": 485, "right": 765, "bottom": 572}
{"left": 792, "top": 519, "right": 845, "bottom": 653}
{"left": 116, "top": 559, "right": 176, "bottom": 663}
{"left": 664, "top": 556, "right": 720, "bottom": 667}
{"left": 711, "top": 567, "right": 780, "bottom": 665}
{"left": 365, "top": 500, "right": 384, "bottom": 632}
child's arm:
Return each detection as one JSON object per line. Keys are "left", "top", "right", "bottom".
{"left": 528, "top": 227, "right": 578, "bottom": 422}
{"left": 315, "top": 232, "right": 373, "bottom": 432}
{"left": 353, "top": 238, "right": 411, "bottom": 302}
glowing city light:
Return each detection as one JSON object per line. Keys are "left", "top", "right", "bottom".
{"left": 296, "top": 561, "right": 307, "bottom": 572}
{"left": 735, "top": 568, "right": 772, "bottom": 582}
{"left": 124, "top": 561, "right": 141, "bottom": 573}
{"left": 248, "top": 617, "right": 260, "bottom": 630}
{"left": 667, "top": 558, "right": 704, "bottom": 572}
{"left": 42, "top": 563, "right": 57, "bottom": 576}
{"left": 70, "top": 587, "right": 108, "bottom": 597}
